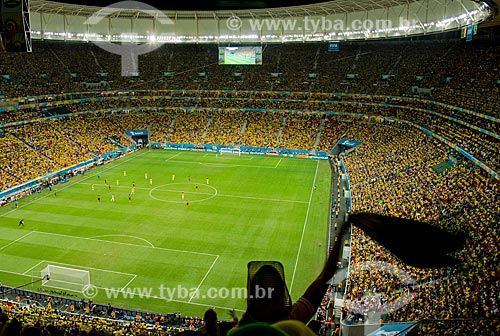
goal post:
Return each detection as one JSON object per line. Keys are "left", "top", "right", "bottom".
{"left": 41, "top": 265, "right": 91, "bottom": 293}
{"left": 219, "top": 147, "right": 241, "bottom": 156}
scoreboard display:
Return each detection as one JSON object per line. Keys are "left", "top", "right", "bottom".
{"left": 218, "top": 46, "right": 262, "bottom": 65}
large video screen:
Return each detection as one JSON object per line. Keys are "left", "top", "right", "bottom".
{"left": 218, "top": 46, "right": 262, "bottom": 65}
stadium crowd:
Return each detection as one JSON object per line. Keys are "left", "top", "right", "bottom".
{"left": 339, "top": 122, "right": 499, "bottom": 334}
{"left": 1, "top": 36, "right": 499, "bottom": 116}
{"left": 0, "top": 302, "right": 200, "bottom": 336}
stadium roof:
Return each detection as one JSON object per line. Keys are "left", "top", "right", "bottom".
{"left": 481, "top": 0, "right": 500, "bottom": 26}
{"left": 30, "top": 0, "right": 424, "bottom": 18}
{"left": 28, "top": 0, "right": 495, "bottom": 42}
{"left": 33, "top": 0, "right": 383, "bottom": 11}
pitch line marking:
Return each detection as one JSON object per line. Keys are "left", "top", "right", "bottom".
{"left": 0, "top": 150, "right": 150, "bottom": 219}
{"left": 29, "top": 259, "right": 137, "bottom": 277}
{"left": 189, "top": 255, "right": 219, "bottom": 303}
{"left": 289, "top": 159, "right": 319, "bottom": 293}
{"left": 165, "top": 152, "right": 181, "bottom": 162}
{"left": 0, "top": 269, "right": 38, "bottom": 277}
{"left": 149, "top": 183, "right": 218, "bottom": 203}
{"left": 0, "top": 231, "right": 33, "bottom": 252}
{"left": 166, "top": 160, "right": 277, "bottom": 169}
{"left": 216, "top": 193, "right": 307, "bottom": 204}
{"left": 23, "top": 259, "right": 46, "bottom": 275}
{"left": 0, "top": 266, "right": 243, "bottom": 312}
{"left": 88, "top": 234, "right": 155, "bottom": 248}
{"left": 0, "top": 270, "right": 244, "bottom": 312}
{"left": 79, "top": 182, "right": 308, "bottom": 204}
{"left": 30, "top": 230, "right": 219, "bottom": 258}
{"left": 121, "top": 274, "right": 138, "bottom": 290}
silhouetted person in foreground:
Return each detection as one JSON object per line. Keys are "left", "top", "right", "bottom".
{"left": 235, "top": 213, "right": 465, "bottom": 328}
{"left": 198, "top": 309, "right": 238, "bottom": 336}
{"left": 238, "top": 223, "right": 350, "bottom": 327}
{"left": 198, "top": 309, "right": 220, "bottom": 336}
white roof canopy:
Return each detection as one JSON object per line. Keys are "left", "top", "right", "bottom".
{"left": 28, "top": 0, "right": 494, "bottom": 42}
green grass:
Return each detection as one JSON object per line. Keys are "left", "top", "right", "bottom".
{"left": 0, "top": 149, "right": 332, "bottom": 317}
{"left": 223, "top": 54, "right": 256, "bottom": 65}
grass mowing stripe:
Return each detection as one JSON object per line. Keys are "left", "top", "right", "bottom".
{"left": 0, "top": 149, "right": 151, "bottom": 219}
{"left": 0, "top": 150, "right": 331, "bottom": 316}
{"left": 188, "top": 255, "right": 219, "bottom": 303}
{"left": 0, "top": 231, "right": 33, "bottom": 252}
{"left": 76, "top": 182, "right": 308, "bottom": 204}
{"left": 289, "top": 160, "right": 319, "bottom": 293}
{"left": 30, "top": 230, "right": 219, "bottom": 257}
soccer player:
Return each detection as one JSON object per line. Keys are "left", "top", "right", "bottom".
{"left": 15, "top": 201, "right": 19, "bottom": 208}
{"left": 111, "top": 194, "right": 115, "bottom": 202}
{"left": 123, "top": 171, "right": 127, "bottom": 177}
{"left": 108, "top": 185, "right": 111, "bottom": 191}
{"left": 206, "top": 178, "right": 209, "bottom": 185}
{"left": 195, "top": 184, "right": 199, "bottom": 190}
{"left": 131, "top": 187, "right": 135, "bottom": 195}
{"left": 172, "top": 174, "right": 175, "bottom": 181}
{"left": 18, "top": 219, "right": 24, "bottom": 227}
{"left": 145, "top": 173, "right": 148, "bottom": 179}
{"left": 97, "top": 195, "right": 101, "bottom": 203}
{"left": 187, "top": 176, "right": 191, "bottom": 182}
{"left": 150, "top": 178, "right": 153, "bottom": 185}
{"left": 128, "top": 194, "right": 132, "bottom": 202}
{"left": 91, "top": 184, "right": 95, "bottom": 191}
{"left": 116, "top": 180, "right": 119, "bottom": 186}
{"left": 182, "top": 192, "right": 185, "bottom": 200}
{"left": 186, "top": 202, "right": 189, "bottom": 208}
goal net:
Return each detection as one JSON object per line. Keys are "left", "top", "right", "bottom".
{"left": 220, "top": 147, "right": 241, "bottom": 156}
{"left": 41, "top": 265, "right": 91, "bottom": 293}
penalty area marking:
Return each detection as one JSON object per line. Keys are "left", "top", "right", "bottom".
{"left": 11, "top": 230, "right": 218, "bottom": 257}
{"left": 0, "top": 235, "right": 241, "bottom": 312}
{"left": 165, "top": 152, "right": 182, "bottom": 162}
{"left": 0, "top": 231, "right": 33, "bottom": 252}
{"left": 22, "top": 259, "right": 137, "bottom": 277}
{"left": 87, "top": 234, "right": 155, "bottom": 248}
{"left": 149, "top": 183, "right": 218, "bottom": 203}
{"left": 189, "top": 255, "right": 219, "bottom": 303}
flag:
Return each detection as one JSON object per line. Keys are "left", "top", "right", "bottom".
{"left": 348, "top": 213, "right": 467, "bottom": 268}
{"left": 466, "top": 25, "right": 473, "bottom": 42}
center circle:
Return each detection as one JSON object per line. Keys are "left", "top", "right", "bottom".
{"left": 149, "top": 183, "right": 218, "bottom": 203}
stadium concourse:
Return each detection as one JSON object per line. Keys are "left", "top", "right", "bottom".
{"left": 1, "top": 33, "right": 499, "bottom": 336}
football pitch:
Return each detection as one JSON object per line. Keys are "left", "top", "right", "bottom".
{"left": 223, "top": 54, "right": 256, "bottom": 65}
{"left": 0, "top": 149, "right": 332, "bottom": 317}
